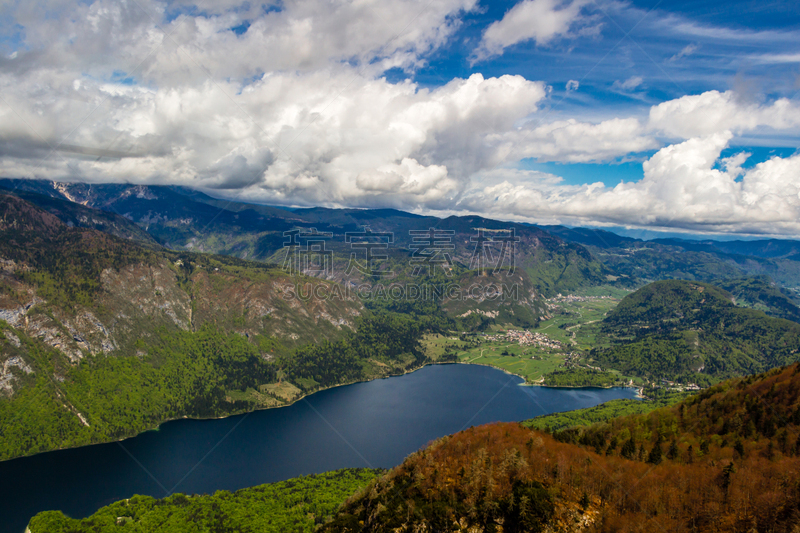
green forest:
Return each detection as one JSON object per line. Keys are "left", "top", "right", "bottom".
{"left": 590, "top": 280, "right": 800, "bottom": 382}
{"left": 524, "top": 390, "right": 690, "bottom": 432}
{"left": 542, "top": 367, "right": 621, "bottom": 388}
{"left": 28, "top": 469, "right": 382, "bottom": 533}
{"left": 0, "top": 307, "right": 450, "bottom": 461}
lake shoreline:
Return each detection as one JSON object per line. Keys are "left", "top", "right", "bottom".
{"left": 10, "top": 364, "right": 640, "bottom": 533}
{"left": 455, "top": 360, "right": 642, "bottom": 396}
{"left": 2, "top": 359, "right": 638, "bottom": 464}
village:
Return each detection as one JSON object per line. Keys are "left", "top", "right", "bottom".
{"left": 479, "top": 328, "right": 566, "bottom": 351}
{"left": 546, "top": 293, "right": 615, "bottom": 304}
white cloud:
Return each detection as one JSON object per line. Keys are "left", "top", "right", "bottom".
{"left": 2, "top": 0, "right": 479, "bottom": 84}
{"left": 488, "top": 117, "right": 658, "bottom": 163}
{"left": 2, "top": 0, "right": 800, "bottom": 235}
{"left": 0, "top": 68, "right": 548, "bottom": 209}
{"left": 472, "top": 0, "right": 591, "bottom": 62}
{"left": 612, "top": 76, "right": 643, "bottom": 91}
{"left": 748, "top": 53, "right": 800, "bottom": 64}
{"left": 648, "top": 90, "right": 800, "bottom": 139}
{"left": 458, "top": 132, "right": 800, "bottom": 234}
{"left": 668, "top": 43, "right": 697, "bottom": 62}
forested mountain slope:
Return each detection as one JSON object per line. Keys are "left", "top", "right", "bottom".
{"left": 0, "top": 194, "right": 455, "bottom": 461}
{"left": 320, "top": 364, "right": 800, "bottom": 533}
{"left": 590, "top": 280, "right": 800, "bottom": 383}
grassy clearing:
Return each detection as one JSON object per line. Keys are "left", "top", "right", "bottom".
{"left": 421, "top": 333, "right": 567, "bottom": 383}
{"left": 226, "top": 387, "right": 282, "bottom": 407}
{"left": 459, "top": 350, "right": 566, "bottom": 383}
{"left": 260, "top": 381, "right": 302, "bottom": 401}
{"left": 535, "top": 295, "right": 623, "bottom": 350}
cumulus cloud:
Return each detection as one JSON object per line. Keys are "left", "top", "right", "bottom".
{"left": 0, "top": 67, "right": 548, "bottom": 209}
{"left": 2, "top": 0, "right": 800, "bottom": 235}
{"left": 648, "top": 90, "right": 800, "bottom": 138}
{"left": 472, "top": 0, "right": 592, "bottom": 62}
{"left": 488, "top": 117, "right": 658, "bottom": 163}
{"left": 1, "top": 0, "right": 479, "bottom": 85}
{"left": 459, "top": 132, "right": 800, "bottom": 234}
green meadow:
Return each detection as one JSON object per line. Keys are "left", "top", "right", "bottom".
{"left": 423, "top": 291, "right": 637, "bottom": 385}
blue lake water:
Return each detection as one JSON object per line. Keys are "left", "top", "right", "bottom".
{"left": 0, "top": 363, "right": 639, "bottom": 533}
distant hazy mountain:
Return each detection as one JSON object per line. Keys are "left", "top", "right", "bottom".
{"left": 5, "top": 177, "right": 800, "bottom": 313}
{"left": 0, "top": 179, "right": 617, "bottom": 298}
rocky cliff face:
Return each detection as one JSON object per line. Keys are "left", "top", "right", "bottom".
{"left": 0, "top": 194, "right": 361, "bottom": 398}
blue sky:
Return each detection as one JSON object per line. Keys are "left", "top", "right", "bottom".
{"left": 1, "top": 0, "right": 799, "bottom": 235}
{"left": 408, "top": 0, "right": 800, "bottom": 189}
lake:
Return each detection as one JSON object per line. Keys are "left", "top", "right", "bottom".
{"left": 0, "top": 363, "right": 639, "bottom": 533}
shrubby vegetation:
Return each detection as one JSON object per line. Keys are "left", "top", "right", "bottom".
{"left": 28, "top": 469, "right": 382, "bottom": 533}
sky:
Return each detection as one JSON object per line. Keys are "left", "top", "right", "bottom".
{"left": 1, "top": 0, "right": 800, "bottom": 236}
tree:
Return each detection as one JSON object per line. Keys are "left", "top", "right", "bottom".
{"left": 621, "top": 438, "right": 636, "bottom": 459}
{"left": 721, "top": 462, "right": 736, "bottom": 493}
{"left": 667, "top": 440, "right": 679, "bottom": 461}
{"left": 734, "top": 440, "right": 745, "bottom": 459}
{"left": 579, "top": 492, "right": 590, "bottom": 511}
{"left": 647, "top": 443, "right": 663, "bottom": 465}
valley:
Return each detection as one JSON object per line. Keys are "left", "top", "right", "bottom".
{"left": 26, "top": 363, "right": 800, "bottom": 533}
{"left": 5, "top": 2, "right": 800, "bottom": 530}
{"left": 1, "top": 183, "right": 800, "bottom": 532}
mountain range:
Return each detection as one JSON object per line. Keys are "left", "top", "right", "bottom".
{"left": 4, "top": 178, "right": 800, "bottom": 532}
{"left": 3, "top": 178, "right": 800, "bottom": 462}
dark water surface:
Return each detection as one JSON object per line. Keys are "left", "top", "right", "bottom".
{"left": 0, "top": 364, "right": 638, "bottom": 532}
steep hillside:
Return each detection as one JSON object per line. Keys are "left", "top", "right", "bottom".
{"left": 1, "top": 195, "right": 463, "bottom": 461}
{"left": 321, "top": 364, "right": 800, "bottom": 533}
{"left": 0, "top": 193, "right": 360, "bottom": 361}
{"left": 0, "top": 188, "right": 157, "bottom": 244}
{"left": 590, "top": 280, "right": 800, "bottom": 383}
